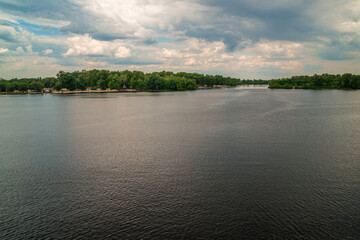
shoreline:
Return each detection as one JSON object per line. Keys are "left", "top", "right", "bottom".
{"left": 52, "top": 89, "right": 138, "bottom": 94}
{"left": 0, "top": 85, "right": 239, "bottom": 95}
{"left": 269, "top": 86, "right": 357, "bottom": 90}
{"left": 0, "top": 84, "right": 270, "bottom": 95}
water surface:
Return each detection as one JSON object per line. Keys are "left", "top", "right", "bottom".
{"left": 1, "top": 87, "right": 360, "bottom": 239}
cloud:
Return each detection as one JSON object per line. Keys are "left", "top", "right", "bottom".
{"left": 0, "top": 48, "right": 9, "bottom": 53}
{"left": 59, "top": 0, "right": 212, "bottom": 42}
{"left": 0, "top": 25, "right": 19, "bottom": 42}
{"left": 0, "top": 0, "right": 360, "bottom": 79}
{"left": 10, "top": 61, "right": 25, "bottom": 70}
{"left": 15, "top": 46, "right": 24, "bottom": 53}
{"left": 0, "top": 20, "right": 13, "bottom": 26}
{"left": 115, "top": 46, "right": 131, "bottom": 58}
{"left": 304, "top": 64, "right": 323, "bottom": 73}
{"left": 83, "top": 60, "right": 109, "bottom": 68}
{"left": 248, "top": 40, "right": 304, "bottom": 59}
{"left": 42, "top": 49, "right": 53, "bottom": 55}
{"left": 62, "top": 34, "right": 109, "bottom": 56}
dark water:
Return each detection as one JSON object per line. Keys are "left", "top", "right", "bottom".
{"left": 1, "top": 87, "right": 360, "bottom": 239}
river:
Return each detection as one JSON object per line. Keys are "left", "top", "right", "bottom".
{"left": 1, "top": 86, "right": 360, "bottom": 239}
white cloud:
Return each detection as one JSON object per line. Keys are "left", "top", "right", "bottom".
{"left": 15, "top": 46, "right": 25, "bottom": 54}
{"left": 309, "top": 0, "right": 360, "bottom": 39}
{"left": 0, "top": 48, "right": 9, "bottom": 53}
{"left": 115, "top": 46, "right": 131, "bottom": 58}
{"left": 83, "top": 60, "right": 109, "bottom": 67}
{"left": 63, "top": 34, "right": 109, "bottom": 56}
{"left": 1, "top": 54, "right": 69, "bottom": 78}
{"left": 67, "top": 0, "right": 212, "bottom": 41}
{"left": 160, "top": 38, "right": 230, "bottom": 66}
{"left": 10, "top": 62, "right": 25, "bottom": 70}
{"left": 62, "top": 34, "right": 135, "bottom": 59}
{"left": 248, "top": 40, "right": 304, "bottom": 59}
{"left": 26, "top": 45, "right": 34, "bottom": 53}
{"left": 43, "top": 49, "right": 53, "bottom": 55}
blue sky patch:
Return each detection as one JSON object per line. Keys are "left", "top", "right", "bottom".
{"left": 17, "top": 19, "right": 59, "bottom": 36}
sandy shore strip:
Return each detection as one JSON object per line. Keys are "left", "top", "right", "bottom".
{"left": 52, "top": 89, "right": 138, "bottom": 94}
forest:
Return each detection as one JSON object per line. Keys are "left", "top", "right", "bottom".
{"left": 0, "top": 70, "right": 267, "bottom": 93}
{"left": 269, "top": 73, "right": 360, "bottom": 89}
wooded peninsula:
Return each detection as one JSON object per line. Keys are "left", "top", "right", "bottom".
{"left": 3, "top": 71, "right": 358, "bottom": 93}
{"left": 0, "top": 70, "right": 268, "bottom": 93}
{"left": 269, "top": 73, "right": 360, "bottom": 89}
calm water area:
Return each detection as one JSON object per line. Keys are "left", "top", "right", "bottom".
{"left": 1, "top": 86, "right": 360, "bottom": 239}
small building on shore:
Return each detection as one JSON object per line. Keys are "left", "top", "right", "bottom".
{"left": 43, "top": 88, "right": 54, "bottom": 93}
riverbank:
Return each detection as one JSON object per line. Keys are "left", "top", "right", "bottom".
{"left": 269, "top": 86, "right": 356, "bottom": 90}
{"left": 0, "top": 84, "right": 272, "bottom": 95}
{"left": 0, "top": 85, "right": 240, "bottom": 95}
{"left": 0, "top": 92, "right": 43, "bottom": 95}
{"left": 268, "top": 73, "right": 360, "bottom": 89}
{"left": 52, "top": 89, "right": 138, "bottom": 94}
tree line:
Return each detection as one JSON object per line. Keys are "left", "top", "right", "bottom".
{"left": 0, "top": 70, "right": 264, "bottom": 92}
{"left": 269, "top": 73, "right": 360, "bottom": 89}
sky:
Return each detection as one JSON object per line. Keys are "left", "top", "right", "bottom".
{"left": 0, "top": 0, "right": 360, "bottom": 79}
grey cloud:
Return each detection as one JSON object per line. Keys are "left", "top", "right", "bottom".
{"left": 0, "top": 28, "right": 18, "bottom": 42}
{"left": 0, "top": 0, "right": 357, "bottom": 46}
{"left": 55, "top": 57, "right": 82, "bottom": 67}
{"left": 0, "top": 0, "right": 77, "bottom": 21}
{"left": 0, "top": 20, "right": 14, "bottom": 26}
{"left": 316, "top": 34, "right": 360, "bottom": 60}
{"left": 265, "top": 57, "right": 299, "bottom": 62}
{"left": 110, "top": 59, "right": 163, "bottom": 65}
{"left": 304, "top": 64, "right": 323, "bottom": 73}
{"left": 31, "top": 42, "right": 67, "bottom": 57}
{"left": 0, "top": 0, "right": 350, "bottom": 50}
{"left": 179, "top": 0, "right": 319, "bottom": 48}
{"left": 318, "top": 51, "right": 355, "bottom": 61}
{"left": 40, "top": 26, "right": 52, "bottom": 31}
{"left": 58, "top": 13, "right": 140, "bottom": 42}
{"left": 81, "top": 55, "right": 164, "bottom": 66}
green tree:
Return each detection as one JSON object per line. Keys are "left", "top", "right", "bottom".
{"left": 0, "top": 81, "right": 6, "bottom": 92}
{"left": 186, "top": 79, "right": 197, "bottom": 90}
{"left": 54, "top": 81, "right": 62, "bottom": 91}
{"left": 6, "top": 82, "right": 16, "bottom": 92}
{"left": 57, "top": 71, "right": 75, "bottom": 90}
{"left": 29, "top": 81, "right": 44, "bottom": 92}
{"left": 18, "top": 82, "right": 28, "bottom": 92}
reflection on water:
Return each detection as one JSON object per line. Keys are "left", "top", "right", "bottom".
{"left": 1, "top": 88, "right": 360, "bottom": 239}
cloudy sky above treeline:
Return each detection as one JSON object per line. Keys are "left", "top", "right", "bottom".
{"left": 0, "top": 0, "right": 360, "bottom": 79}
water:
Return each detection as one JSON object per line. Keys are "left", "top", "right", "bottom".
{"left": 1, "top": 87, "right": 360, "bottom": 239}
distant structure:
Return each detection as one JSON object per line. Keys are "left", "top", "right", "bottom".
{"left": 0, "top": 77, "right": 3, "bottom": 81}
{"left": 43, "top": 88, "right": 54, "bottom": 93}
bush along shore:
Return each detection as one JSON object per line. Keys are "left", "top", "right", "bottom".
{"left": 0, "top": 70, "right": 268, "bottom": 94}
{"left": 269, "top": 73, "right": 360, "bottom": 89}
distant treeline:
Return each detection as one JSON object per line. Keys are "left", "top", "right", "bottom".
{"left": 0, "top": 70, "right": 268, "bottom": 92}
{"left": 242, "top": 79, "right": 269, "bottom": 85}
{"left": 269, "top": 73, "right": 360, "bottom": 89}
